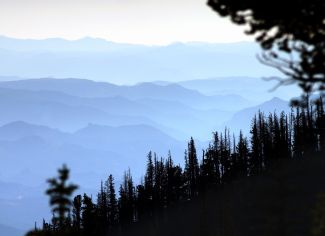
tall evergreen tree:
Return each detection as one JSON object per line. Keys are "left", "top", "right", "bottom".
{"left": 82, "top": 194, "right": 96, "bottom": 236}
{"left": 144, "top": 151, "right": 154, "bottom": 215}
{"left": 46, "top": 164, "right": 78, "bottom": 230}
{"left": 96, "top": 181, "right": 108, "bottom": 234}
{"left": 250, "top": 115, "right": 262, "bottom": 175}
{"left": 118, "top": 169, "right": 135, "bottom": 225}
{"left": 185, "top": 137, "right": 199, "bottom": 198}
{"left": 72, "top": 195, "right": 82, "bottom": 232}
{"left": 107, "top": 174, "right": 118, "bottom": 227}
{"left": 236, "top": 131, "right": 249, "bottom": 176}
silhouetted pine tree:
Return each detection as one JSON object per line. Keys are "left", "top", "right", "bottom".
{"left": 164, "top": 151, "right": 174, "bottom": 205}
{"left": 72, "top": 195, "right": 82, "bottom": 232}
{"left": 236, "top": 131, "right": 249, "bottom": 177}
{"left": 250, "top": 115, "right": 262, "bottom": 175}
{"left": 46, "top": 164, "right": 78, "bottom": 231}
{"left": 96, "top": 181, "right": 108, "bottom": 235}
{"left": 220, "top": 129, "right": 232, "bottom": 182}
{"left": 136, "top": 182, "right": 146, "bottom": 221}
{"left": 119, "top": 169, "right": 135, "bottom": 226}
{"left": 184, "top": 137, "right": 200, "bottom": 198}
{"left": 154, "top": 157, "right": 166, "bottom": 208}
{"left": 163, "top": 153, "right": 183, "bottom": 204}
{"left": 200, "top": 148, "right": 212, "bottom": 189}
{"left": 200, "top": 132, "right": 222, "bottom": 187}
{"left": 107, "top": 174, "right": 118, "bottom": 227}
{"left": 293, "top": 107, "right": 304, "bottom": 158}
{"left": 144, "top": 151, "right": 154, "bottom": 216}
{"left": 211, "top": 132, "right": 221, "bottom": 185}
{"left": 81, "top": 194, "right": 96, "bottom": 236}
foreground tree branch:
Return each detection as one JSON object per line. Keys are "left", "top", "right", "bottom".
{"left": 207, "top": 0, "right": 325, "bottom": 94}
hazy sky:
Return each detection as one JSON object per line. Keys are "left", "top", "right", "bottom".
{"left": 0, "top": 0, "right": 251, "bottom": 45}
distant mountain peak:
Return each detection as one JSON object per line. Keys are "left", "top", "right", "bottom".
{"left": 0, "top": 120, "right": 64, "bottom": 133}
{"left": 263, "top": 97, "right": 288, "bottom": 105}
{"left": 270, "top": 96, "right": 285, "bottom": 101}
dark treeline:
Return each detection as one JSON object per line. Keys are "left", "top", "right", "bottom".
{"left": 27, "top": 97, "right": 325, "bottom": 236}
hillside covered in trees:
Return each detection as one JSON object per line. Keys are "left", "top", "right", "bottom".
{"left": 25, "top": 97, "right": 325, "bottom": 236}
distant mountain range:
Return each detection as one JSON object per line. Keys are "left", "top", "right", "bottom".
{"left": 0, "top": 36, "right": 297, "bottom": 236}
{"left": 0, "top": 78, "right": 291, "bottom": 183}
{"left": 0, "top": 78, "right": 256, "bottom": 139}
{"left": 0, "top": 78, "right": 290, "bottom": 185}
{"left": 0, "top": 121, "right": 185, "bottom": 185}
{"left": 0, "top": 78, "right": 253, "bottom": 110}
{"left": 223, "top": 97, "right": 291, "bottom": 134}
{"left": 0, "top": 36, "right": 281, "bottom": 83}
{"left": 0, "top": 77, "right": 291, "bottom": 236}
{"left": 175, "top": 77, "right": 301, "bottom": 101}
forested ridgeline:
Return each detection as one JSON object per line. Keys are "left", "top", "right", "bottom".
{"left": 27, "top": 97, "right": 325, "bottom": 236}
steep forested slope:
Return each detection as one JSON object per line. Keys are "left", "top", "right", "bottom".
{"left": 25, "top": 97, "right": 325, "bottom": 236}
{"left": 119, "top": 153, "right": 325, "bottom": 236}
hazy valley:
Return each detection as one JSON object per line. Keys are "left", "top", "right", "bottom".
{"left": 0, "top": 36, "right": 299, "bottom": 235}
